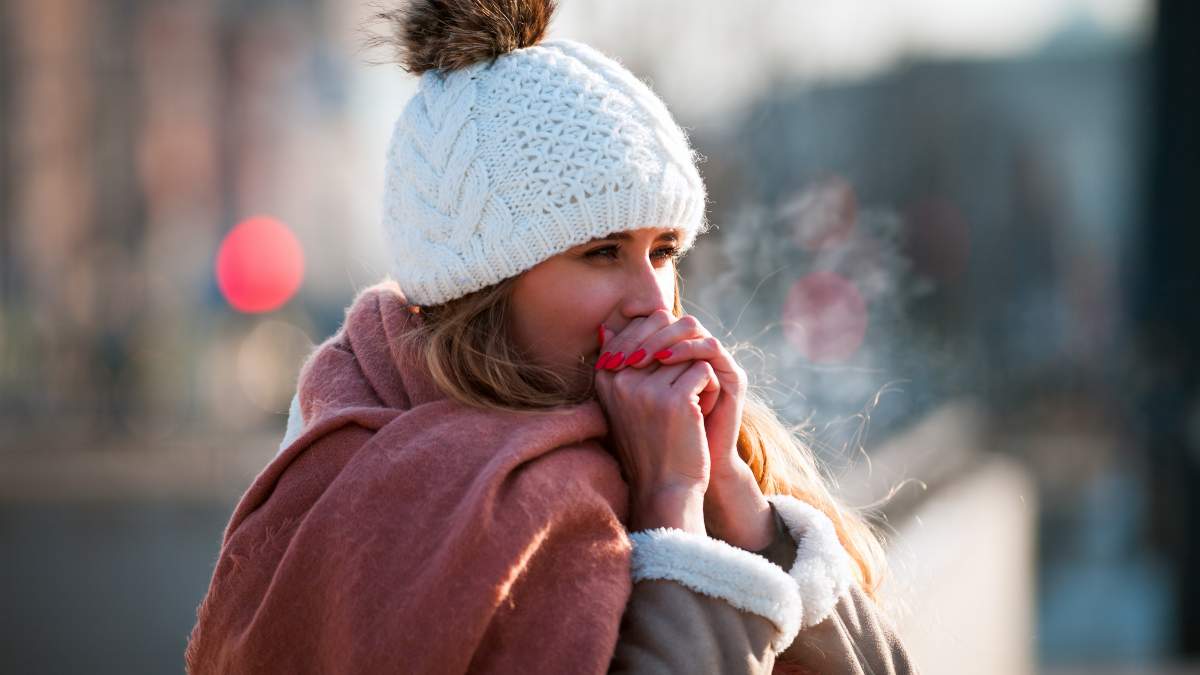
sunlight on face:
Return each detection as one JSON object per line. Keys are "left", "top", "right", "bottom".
{"left": 508, "top": 227, "right": 683, "bottom": 392}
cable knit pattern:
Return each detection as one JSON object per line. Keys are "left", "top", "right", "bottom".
{"left": 383, "top": 37, "right": 710, "bottom": 305}
{"left": 767, "top": 494, "right": 859, "bottom": 628}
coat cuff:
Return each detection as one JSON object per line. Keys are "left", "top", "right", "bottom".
{"left": 765, "top": 494, "right": 858, "bottom": 628}
{"left": 628, "top": 527, "right": 802, "bottom": 652}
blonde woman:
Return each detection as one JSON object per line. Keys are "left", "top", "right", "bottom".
{"left": 187, "top": 1, "right": 920, "bottom": 673}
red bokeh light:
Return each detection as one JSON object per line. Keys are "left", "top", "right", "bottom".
{"left": 781, "top": 271, "right": 868, "bottom": 363}
{"left": 215, "top": 216, "right": 304, "bottom": 313}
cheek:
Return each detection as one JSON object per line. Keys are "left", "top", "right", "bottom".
{"left": 511, "top": 271, "right": 611, "bottom": 358}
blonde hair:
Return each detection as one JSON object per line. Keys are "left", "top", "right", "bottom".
{"left": 386, "top": 268, "right": 892, "bottom": 601}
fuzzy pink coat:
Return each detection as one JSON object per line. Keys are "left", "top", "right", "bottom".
{"left": 185, "top": 281, "right": 633, "bottom": 674}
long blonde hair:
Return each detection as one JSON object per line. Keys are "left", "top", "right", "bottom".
{"left": 387, "top": 268, "right": 892, "bottom": 601}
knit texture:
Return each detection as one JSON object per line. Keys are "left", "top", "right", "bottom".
{"left": 382, "top": 37, "right": 710, "bottom": 305}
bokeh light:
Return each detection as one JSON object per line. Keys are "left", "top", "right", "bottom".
{"left": 215, "top": 216, "right": 304, "bottom": 313}
{"left": 781, "top": 271, "right": 869, "bottom": 363}
{"left": 235, "top": 319, "right": 315, "bottom": 415}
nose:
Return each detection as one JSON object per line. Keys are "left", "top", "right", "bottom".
{"left": 618, "top": 255, "right": 672, "bottom": 321}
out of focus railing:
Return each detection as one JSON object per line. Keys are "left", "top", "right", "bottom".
{"left": 839, "top": 400, "right": 1038, "bottom": 675}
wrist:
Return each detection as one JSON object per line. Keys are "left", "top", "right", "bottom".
{"left": 632, "top": 483, "right": 707, "bottom": 535}
{"left": 704, "top": 464, "right": 774, "bottom": 551}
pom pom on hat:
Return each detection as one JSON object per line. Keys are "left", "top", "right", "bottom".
{"left": 371, "top": 0, "right": 558, "bottom": 75}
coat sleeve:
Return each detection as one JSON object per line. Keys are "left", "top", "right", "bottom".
{"left": 609, "top": 496, "right": 922, "bottom": 675}
{"left": 760, "top": 496, "right": 922, "bottom": 675}
{"left": 607, "top": 513, "right": 801, "bottom": 675}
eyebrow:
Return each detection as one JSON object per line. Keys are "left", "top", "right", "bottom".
{"left": 587, "top": 231, "right": 679, "bottom": 244}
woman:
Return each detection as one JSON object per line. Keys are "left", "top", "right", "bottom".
{"left": 186, "top": 1, "right": 920, "bottom": 673}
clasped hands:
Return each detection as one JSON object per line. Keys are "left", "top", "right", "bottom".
{"left": 593, "top": 310, "right": 774, "bottom": 552}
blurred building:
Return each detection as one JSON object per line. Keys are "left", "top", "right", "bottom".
{"left": 1, "top": 0, "right": 366, "bottom": 442}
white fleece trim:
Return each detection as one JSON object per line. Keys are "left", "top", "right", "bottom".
{"left": 277, "top": 391, "right": 305, "bottom": 458}
{"left": 766, "top": 494, "right": 858, "bottom": 628}
{"left": 629, "top": 527, "right": 802, "bottom": 652}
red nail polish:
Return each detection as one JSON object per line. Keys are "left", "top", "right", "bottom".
{"left": 653, "top": 349, "right": 672, "bottom": 360}
{"left": 596, "top": 352, "right": 612, "bottom": 370}
{"left": 606, "top": 352, "right": 624, "bottom": 370}
{"left": 597, "top": 324, "right": 606, "bottom": 348}
{"left": 625, "top": 349, "right": 646, "bottom": 366}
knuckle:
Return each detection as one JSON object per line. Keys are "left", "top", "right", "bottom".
{"left": 649, "top": 308, "right": 673, "bottom": 326}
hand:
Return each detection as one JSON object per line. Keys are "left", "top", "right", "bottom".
{"left": 598, "top": 311, "right": 745, "bottom": 479}
{"left": 593, "top": 313, "right": 719, "bottom": 535}
{"left": 599, "top": 313, "right": 774, "bottom": 551}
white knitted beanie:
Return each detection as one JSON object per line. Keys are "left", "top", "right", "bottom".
{"left": 376, "top": 0, "right": 711, "bottom": 306}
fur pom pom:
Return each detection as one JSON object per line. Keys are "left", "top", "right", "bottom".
{"left": 369, "top": 0, "right": 558, "bottom": 75}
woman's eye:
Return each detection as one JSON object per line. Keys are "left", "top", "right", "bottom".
{"left": 586, "top": 246, "right": 620, "bottom": 260}
{"left": 585, "top": 246, "right": 681, "bottom": 262}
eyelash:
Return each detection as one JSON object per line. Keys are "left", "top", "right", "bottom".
{"left": 586, "top": 245, "right": 683, "bottom": 262}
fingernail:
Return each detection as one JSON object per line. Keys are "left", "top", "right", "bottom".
{"left": 625, "top": 349, "right": 646, "bottom": 366}
{"left": 597, "top": 324, "right": 606, "bottom": 348}
{"left": 606, "top": 352, "right": 624, "bottom": 370}
{"left": 595, "top": 352, "right": 612, "bottom": 370}
{"left": 653, "top": 349, "right": 672, "bottom": 360}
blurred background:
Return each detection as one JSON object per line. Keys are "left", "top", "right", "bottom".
{"left": 1, "top": 0, "right": 1196, "bottom": 672}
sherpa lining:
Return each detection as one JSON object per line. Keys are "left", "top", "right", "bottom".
{"left": 629, "top": 527, "right": 803, "bottom": 652}
{"left": 767, "top": 494, "right": 858, "bottom": 628}
{"left": 627, "top": 494, "right": 858, "bottom": 653}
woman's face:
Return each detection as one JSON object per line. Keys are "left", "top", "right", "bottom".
{"left": 508, "top": 227, "right": 683, "bottom": 393}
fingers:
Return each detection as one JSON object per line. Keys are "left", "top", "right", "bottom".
{"left": 637, "top": 357, "right": 719, "bottom": 412}
{"left": 597, "top": 310, "right": 674, "bottom": 370}
{"left": 604, "top": 359, "right": 716, "bottom": 414}
{"left": 602, "top": 358, "right": 716, "bottom": 409}
{"left": 653, "top": 336, "right": 746, "bottom": 391}
{"left": 595, "top": 314, "right": 730, "bottom": 414}
{"left": 602, "top": 320, "right": 744, "bottom": 397}
{"left": 609, "top": 314, "right": 709, "bottom": 370}
{"left": 670, "top": 360, "right": 721, "bottom": 406}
